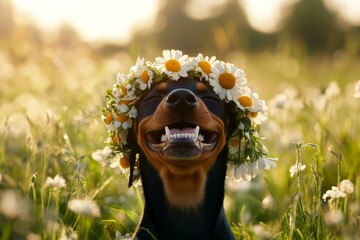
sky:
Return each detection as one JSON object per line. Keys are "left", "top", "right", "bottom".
{"left": 12, "top": 0, "right": 360, "bottom": 43}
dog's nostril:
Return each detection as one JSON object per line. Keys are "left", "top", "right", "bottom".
{"left": 166, "top": 89, "right": 197, "bottom": 112}
{"left": 166, "top": 94, "right": 179, "bottom": 104}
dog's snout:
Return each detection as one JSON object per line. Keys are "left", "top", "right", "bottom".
{"left": 166, "top": 89, "right": 197, "bottom": 112}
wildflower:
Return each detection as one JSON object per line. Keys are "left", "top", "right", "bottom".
{"left": 322, "top": 186, "right": 346, "bottom": 202}
{"left": 68, "top": 199, "right": 101, "bottom": 217}
{"left": 227, "top": 161, "right": 250, "bottom": 182}
{"left": 289, "top": 163, "right": 306, "bottom": 178}
{"left": 324, "top": 209, "right": 344, "bottom": 226}
{"left": 257, "top": 156, "right": 278, "bottom": 170}
{"left": 354, "top": 79, "right": 360, "bottom": 98}
{"left": 45, "top": 174, "right": 66, "bottom": 191}
{"left": 325, "top": 81, "right": 340, "bottom": 98}
{"left": 0, "top": 190, "right": 30, "bottom": 220}
{"left": 115, "top": 231, "right": 132, "bottom": 239}
{"left": 59, "top": 227, "right": 78, "bottom": 240}
{"left": 131, "top": 57, "right": 153, "bottom": 90}
{"left": 339, "top": 179, "right": 354, "bottom": 194}
{"left": 154, "top": 50, "right": 191, "bottom": 80}
{"left": 192, "top": 53, "right": 218, "bottom": 80}
{"left": 91, "top": 146, "right": 112, "bottom": 163}
{"left": 209, "top": 61, "right": 246, "bottom": 101}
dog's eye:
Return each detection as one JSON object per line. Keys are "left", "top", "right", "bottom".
{"left": 201, "top": 96, "right": 222, "bottom": 104}
{"left": 143, "top": 95, "right": 163, "bottom": 103}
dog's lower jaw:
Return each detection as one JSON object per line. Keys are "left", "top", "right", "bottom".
{"left": 159, "top": 167, "right": 206, "bottom": 208}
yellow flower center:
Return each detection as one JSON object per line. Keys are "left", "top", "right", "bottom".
{"left": 239, "top": 95, "right": 253, "bottom": 108}
{"left": 112, "top": 135, "right": 120, "bottom": 145}
{"left": 141, "top": 70, "right": 150, "bottom": 83}
{"left": 250, "top": 112, "right": 258, "bottom": 118}
{"left": 229, "top": 138, "right": 239, "bottom": 148}
{"left": 119, "top": 156, "right": 130, "bottom": 169}
{"left": 117, "top": 114, "right": 129, "bottom": 122}
{"left": 105, "top": 113, "right": 113, "bottom": 124}
{"left": 165, "top": 59, "right": 181, "bottom": 72}
{"left": 119, "top": 85, "right": 127, "bottom": 95}
{"left": 219, "top": 72, "right": 236, "bottom": 89}
{"left": 198, "top": 61, "right": 211, "bottom": 75}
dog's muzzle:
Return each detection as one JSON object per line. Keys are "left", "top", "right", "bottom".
{"left": 145, "top": 89, "right": 219, "bottom": 160}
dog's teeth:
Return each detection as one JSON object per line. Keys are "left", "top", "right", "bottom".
{"left": 160, "top": 134, "right": 166, "bottom": 142}
{"left": 194, "top": 126, "right": 200, "bottom": 139}
{"left": 197, "top": 134, "right": 204, "bottom": 142}
{"left": 165, "top": 126, "right": 171, "bottom": 140}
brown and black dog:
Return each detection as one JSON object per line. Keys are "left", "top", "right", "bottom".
{"left": 127, "top": 77, "right": 237, "bottom": 240}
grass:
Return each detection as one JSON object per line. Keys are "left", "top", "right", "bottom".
{"left": 0, "top": 35, "right": 359, "bottom": 239}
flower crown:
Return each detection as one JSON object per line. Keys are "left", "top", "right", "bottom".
{"left": 102, "top": 49, "right": 277, "bottom": 183}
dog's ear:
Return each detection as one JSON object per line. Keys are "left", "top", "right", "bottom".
{"left": 127, "top": 121, "right": 141, "bottom": 188}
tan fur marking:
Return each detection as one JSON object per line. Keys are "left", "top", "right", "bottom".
{"left": 137, "top": 91, "right": 227, "bottom": 208}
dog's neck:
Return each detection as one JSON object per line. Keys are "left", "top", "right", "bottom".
{"left": 135, "top": 150, "right": 235, "bottom": 240}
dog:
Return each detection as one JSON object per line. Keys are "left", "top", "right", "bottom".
{"left": 126, "top": 77, "right": 237, "bottom": 240}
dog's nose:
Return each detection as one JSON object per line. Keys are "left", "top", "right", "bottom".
{"left": 166, "top": 89, "right": 197, "bottom": 112}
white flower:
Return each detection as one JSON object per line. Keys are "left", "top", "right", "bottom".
{"left": 325, "top": 81, "right": 340, "bottom": 98}
{"left": 339, "top": 179, "right": 354, "bottom": 194}
{"left": 113, "top": 112, "right": 133, "bottom": 130}
{"left": 192, "top": 54, "right": 218, "bottom": 80}
{"left": 131, "top": 57, "right": 153, "bottom": 90}
{"left": 209, "top": 61, "right": 246, "bottom": 101}
{"left": 45, "top": 174, "right": 66, "bottom": 191}
{"left": 322, "top": 186, "right": 346, "bottom": 202}
{"left": 0, "top": 190, "right": 30, "bottom": 220}
{"left": 257, "top": 156, "right": 277, "bottom": 170}
{"left": 289, "top": 163, "right": 306, "bottom": 178}
{"left": 68, "top": 199, "right": 101, "bottom": 217}
{"left": 92, "top": 146, "right": 112, "bottom": 163}
{"left": 115, "top": 231, "right": 132, "bottom": 240}
{"left": 227, "top": 162, "right": 251, "bottom": 182}
{"left": 354, "top": 79, "right": 360, "bottom": 98}
{"left": 59, "top": 227, "right": 78, "bottom": 240}
{"left": 324, "top": 209, "right": 344, "bottom": 226}
{"left": 154, "top": 50, "right": 191, "bottom": 80}
{"left": 116, "top": 73, "right": 135, "bottom": 97}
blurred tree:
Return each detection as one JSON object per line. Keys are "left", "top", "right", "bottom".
{"left": 282, "top": 0, "right": 344, "bottom": 53}
{"left": 130, "top": 0, "right": 279, "bottom": 56}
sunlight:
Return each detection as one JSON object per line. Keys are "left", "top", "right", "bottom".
{"left": 239, "top": 0, "right": 297, "bottom": 33}
{"left": 12, "top": 0, "right": 160, "bottom": 43}
{"left": 324, "top": 0, "right": 360, "bottom": 25}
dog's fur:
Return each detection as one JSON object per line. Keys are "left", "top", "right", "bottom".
{"left": 127, "top": 77, "right": 236, "bottom": 240}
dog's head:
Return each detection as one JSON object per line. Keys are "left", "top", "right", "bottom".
{"left": 133, "top": 77, "right": 233, "bottom": 207}
{"left": 102, "top": 50, "right": 275, "bottom": 208}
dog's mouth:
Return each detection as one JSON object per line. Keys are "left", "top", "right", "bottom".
{"left": 145, "top": 122, "right": 218, "bottom": 155}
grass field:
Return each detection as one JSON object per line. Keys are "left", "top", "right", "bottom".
{"left": 0, "top": 37, "right": 359, "bottom": 239}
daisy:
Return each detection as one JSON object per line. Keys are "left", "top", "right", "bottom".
{"left": 68, "top": 199, "right": 101, "bottom": 218}
{"left": 116, "top": 73, "right": 135, "bottom": 97}
{"left": 111, "top": 129, "right": 128, "bottom": 147}
{"left": 109, "top": 153, "right": 130, "bottom": 174}
{"left": 45, "top": 174, "right": 66, "bottom": 191}
{"left": 209, "top": 61, "right": 246, "bottom": 101}
{"left": 131, "top": 56, "right": 153, "bottom": 90}
{"left": 228, "top": 137, "right": 240, "bottom": 155}
{"left": 154, "top": 49, "right": 191, "bottom": 80}
{"left": 192, "top": 53, "right": 218, "bottom": 80}
{"left": 113, "top": 112, "right": 133, "bottom": 130}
